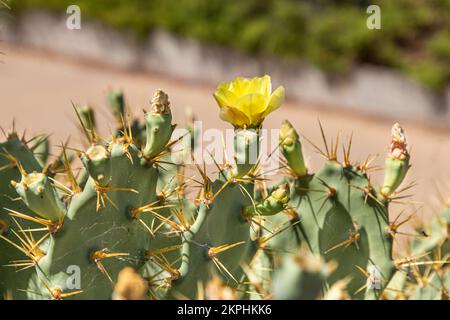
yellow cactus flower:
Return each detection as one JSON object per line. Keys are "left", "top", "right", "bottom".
{"left": 213, "top": 75, "right": 285, "bottom": 128}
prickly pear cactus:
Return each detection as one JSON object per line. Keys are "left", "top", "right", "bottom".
{"left": 0, "top": 84, "right": 290, "bottom": 300}
{"left": 0, "top": 133, "right": 44, "bottom": 299}
{"left": 411, "top": 206, "right": 450, "bottom": 259}
{"left": 260, "top": 121, "right": 413, "bottom": 299}
{"left": 1, "top": 75, "right": 440, "bottom": 300}
{"left": 1, "top": 91, "right": 183, "bottom": 299}
{"left": 385, "top": 204, "right": 450, "bottom": 300}
{"left": 165, "top": 128, "right": 290, "bottom": 299}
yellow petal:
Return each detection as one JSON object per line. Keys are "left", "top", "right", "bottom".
{"left": 259, "top": 75, "right": 272, "bottom": 98}
{"left": 235, "top": 93, "right": 268, "bottom": 126}
{"left": 231, "top": 77, "right": 252, "bottom": 96}
{"left": 214, "top": 75, "right": 282, "bottom": 128}
{"left": 248, "top": 75, "right": 272, "bottom": 97}
{"left": 216, "top": 81, "right": 233, "bottom": 92}
{"left": 219, "top": 106, "right": 251, "bottom": 127}
{"left": 213, "top": 88, "right": 238, "bottom": 109}
{"left": 263, "top": 86, "right": 285, "bottom": 118}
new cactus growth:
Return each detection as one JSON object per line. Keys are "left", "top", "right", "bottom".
{"left": 142, "top": 90, "right": 175, "bottom": 160}
{"left": 381, "top": 123, "right": 410, "bottom": 198}
{"left": 279, "top": 120, "right": 307, "bottom": 177}
{"left": 107, "top": 90, "right": 126, "bottom": 123}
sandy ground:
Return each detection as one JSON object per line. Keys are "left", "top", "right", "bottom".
{"left": 1, "top": 45, "right": 450, "bottom": 234}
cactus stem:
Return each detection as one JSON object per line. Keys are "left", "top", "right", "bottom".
{"left": 232, "top": 129, "right": 260, "bottom": 178}
{"left": 279, "top": 120, "right": 307, "bottom": 177}
{"left": 142, "top": 135, "right": 180, "bottom": 165}
{"left": 14, "top": 171, "right": 67, "bottom": 220}
{"left": 142, "top": 90, "right": 174, "bottom": 160}
{"left": 107, "top": 90, "right": 126, "bottom": 124}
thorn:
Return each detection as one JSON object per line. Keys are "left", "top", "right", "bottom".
{"left": 325, "top": 223, "right": 360, "bottom": 254}
{"left": 93, "top": 180, "right": 138, "bottom": 212}
{"left": 91, "top": 249, "right": 129, "bottom": 283}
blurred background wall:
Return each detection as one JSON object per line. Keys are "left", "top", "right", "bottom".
{"left": 2, "top": 0, "right": 450, "bottom": 123}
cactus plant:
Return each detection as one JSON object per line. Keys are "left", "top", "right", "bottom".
{"left": 0, "top": 132, "right": 44, "bottom": 299}
{"left": 0, "top": 81, "right": 288, "bottom": 300}
{"left": 0, "top": 75, "right": 446, "bottom": 300}
{"left": 384, "top": 205, "right": 449, "bottom": 300}
{"left": 255, "top": 120, "right": 413, "bottom": 299}
{"left": 1, "top": 91, "right": 183, "bottom": 299}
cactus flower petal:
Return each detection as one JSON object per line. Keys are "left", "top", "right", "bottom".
{"left": 264, "top": 86, "right": 285, "bottom": 118}
{"left": 214, "top": 75, "right": 284, "bottom": 128}
{"left": 219, "top": 106, "right": 250, "bottom": 128}
{"left": 213, "top": 87, "right": 238, "bottom": 109}
{"left": 234, "top": 93, "right": 267, "bottom": 124}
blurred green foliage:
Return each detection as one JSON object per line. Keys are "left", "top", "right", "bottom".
{"left": 13, "top": 0, "right": 450, "bottom": 90}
